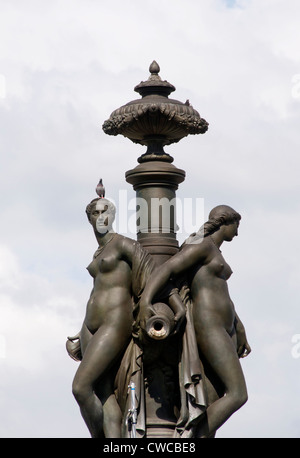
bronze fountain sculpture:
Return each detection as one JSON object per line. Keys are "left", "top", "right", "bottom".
{"left": 66, "top": 61, "right": 251, "bottom": 439}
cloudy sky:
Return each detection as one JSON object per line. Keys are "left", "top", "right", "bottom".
{"left": 0, "top": 0, "right": 299, "bottom": 438}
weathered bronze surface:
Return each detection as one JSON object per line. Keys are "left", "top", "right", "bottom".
{"left": 67, "top": 62, "right": 250, "bottom": 439}
{"left": 103, "top": 61, "right": 208, "bottom": 163}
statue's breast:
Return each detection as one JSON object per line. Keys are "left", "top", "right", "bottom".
{"left": 207, "top": 255, "right": 233, "bottom": 280}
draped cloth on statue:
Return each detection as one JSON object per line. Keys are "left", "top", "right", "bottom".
{"left": 114, "top": 242, "right": 207, "bottom": 438}
{"left": 175, "top": 299, "right": 207, "bottom": 437}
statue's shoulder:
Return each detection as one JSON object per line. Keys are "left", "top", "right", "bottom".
{"left": 181, "top": 236, "right": 211, "bottom": 254}
{"left": 115, "top": 234, "right": 137, "bottom": 247}
{"left": 177, "top": 237, "right": 212, "bottom": 268}
{"left": 114, "top": 234, "right": 139, "bottom": 259}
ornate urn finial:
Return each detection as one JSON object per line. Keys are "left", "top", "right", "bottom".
{"left": 102, "top": 61, "right": 208, "bottom": 163}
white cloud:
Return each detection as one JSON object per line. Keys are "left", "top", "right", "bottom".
{"left": 0, "top": 245, "right": 84, "bottom": 369}
{"left": 0, "top": 243, "right": 90, "bottom": 436}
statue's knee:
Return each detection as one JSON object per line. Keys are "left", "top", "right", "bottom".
{"left": 240, "top": 389, "right": 248, "bottom": 407}
{"left": 228, "top": 386, "right": 248, "bottom": 411}
{"left": 72, "top": 379, "right": 88, "bottom": 404}
{"left": 234, "top": 388, "right": 248, "bottom": 409}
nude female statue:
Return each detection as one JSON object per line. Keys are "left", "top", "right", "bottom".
{"left": 139, "top": 205, "right": 251, "bottom": 438}
{"left": 67, "top": 196, "right": 139, "bottom": 438}
{"left": 67, "top": 196, "right": 185, "bottom": 438}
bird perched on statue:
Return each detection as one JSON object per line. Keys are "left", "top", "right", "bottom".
{"left": 96, "top": 179, "right": 105, "bottom": 198}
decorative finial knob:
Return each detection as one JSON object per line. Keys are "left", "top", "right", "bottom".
{"left": 149, "top": 61, "right": 160, "bottom": 75}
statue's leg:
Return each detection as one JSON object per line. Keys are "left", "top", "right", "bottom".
{"left": 72, "top": 323, "right": 131, "bottom": 438}
{"left": 101, "top": 388, "right": 123, "bottom": 438}
{"left": 195, "top": 326, "right": 248, "bottom": 438}
{"left": 94, "top": 362, "right": 125, "bottom": 438}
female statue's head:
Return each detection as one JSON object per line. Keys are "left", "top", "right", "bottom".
{"left": 86, "top": 197, "right": 116, "bottom": 234}
{"left": 206, "top": 205, "right": 241, "bottom": 235}
{"left": 183, "top": 205, "right": 241, "bottom": 246}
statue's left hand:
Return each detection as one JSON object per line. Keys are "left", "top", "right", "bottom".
{"left": 235, "top": 318, "right": 251, "bottom": 358}
{"left": 236, "top": 327, "right": 251, "bottom": 358}
{"left": 237, "top": 340, "right": 251, "bottom": 358}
